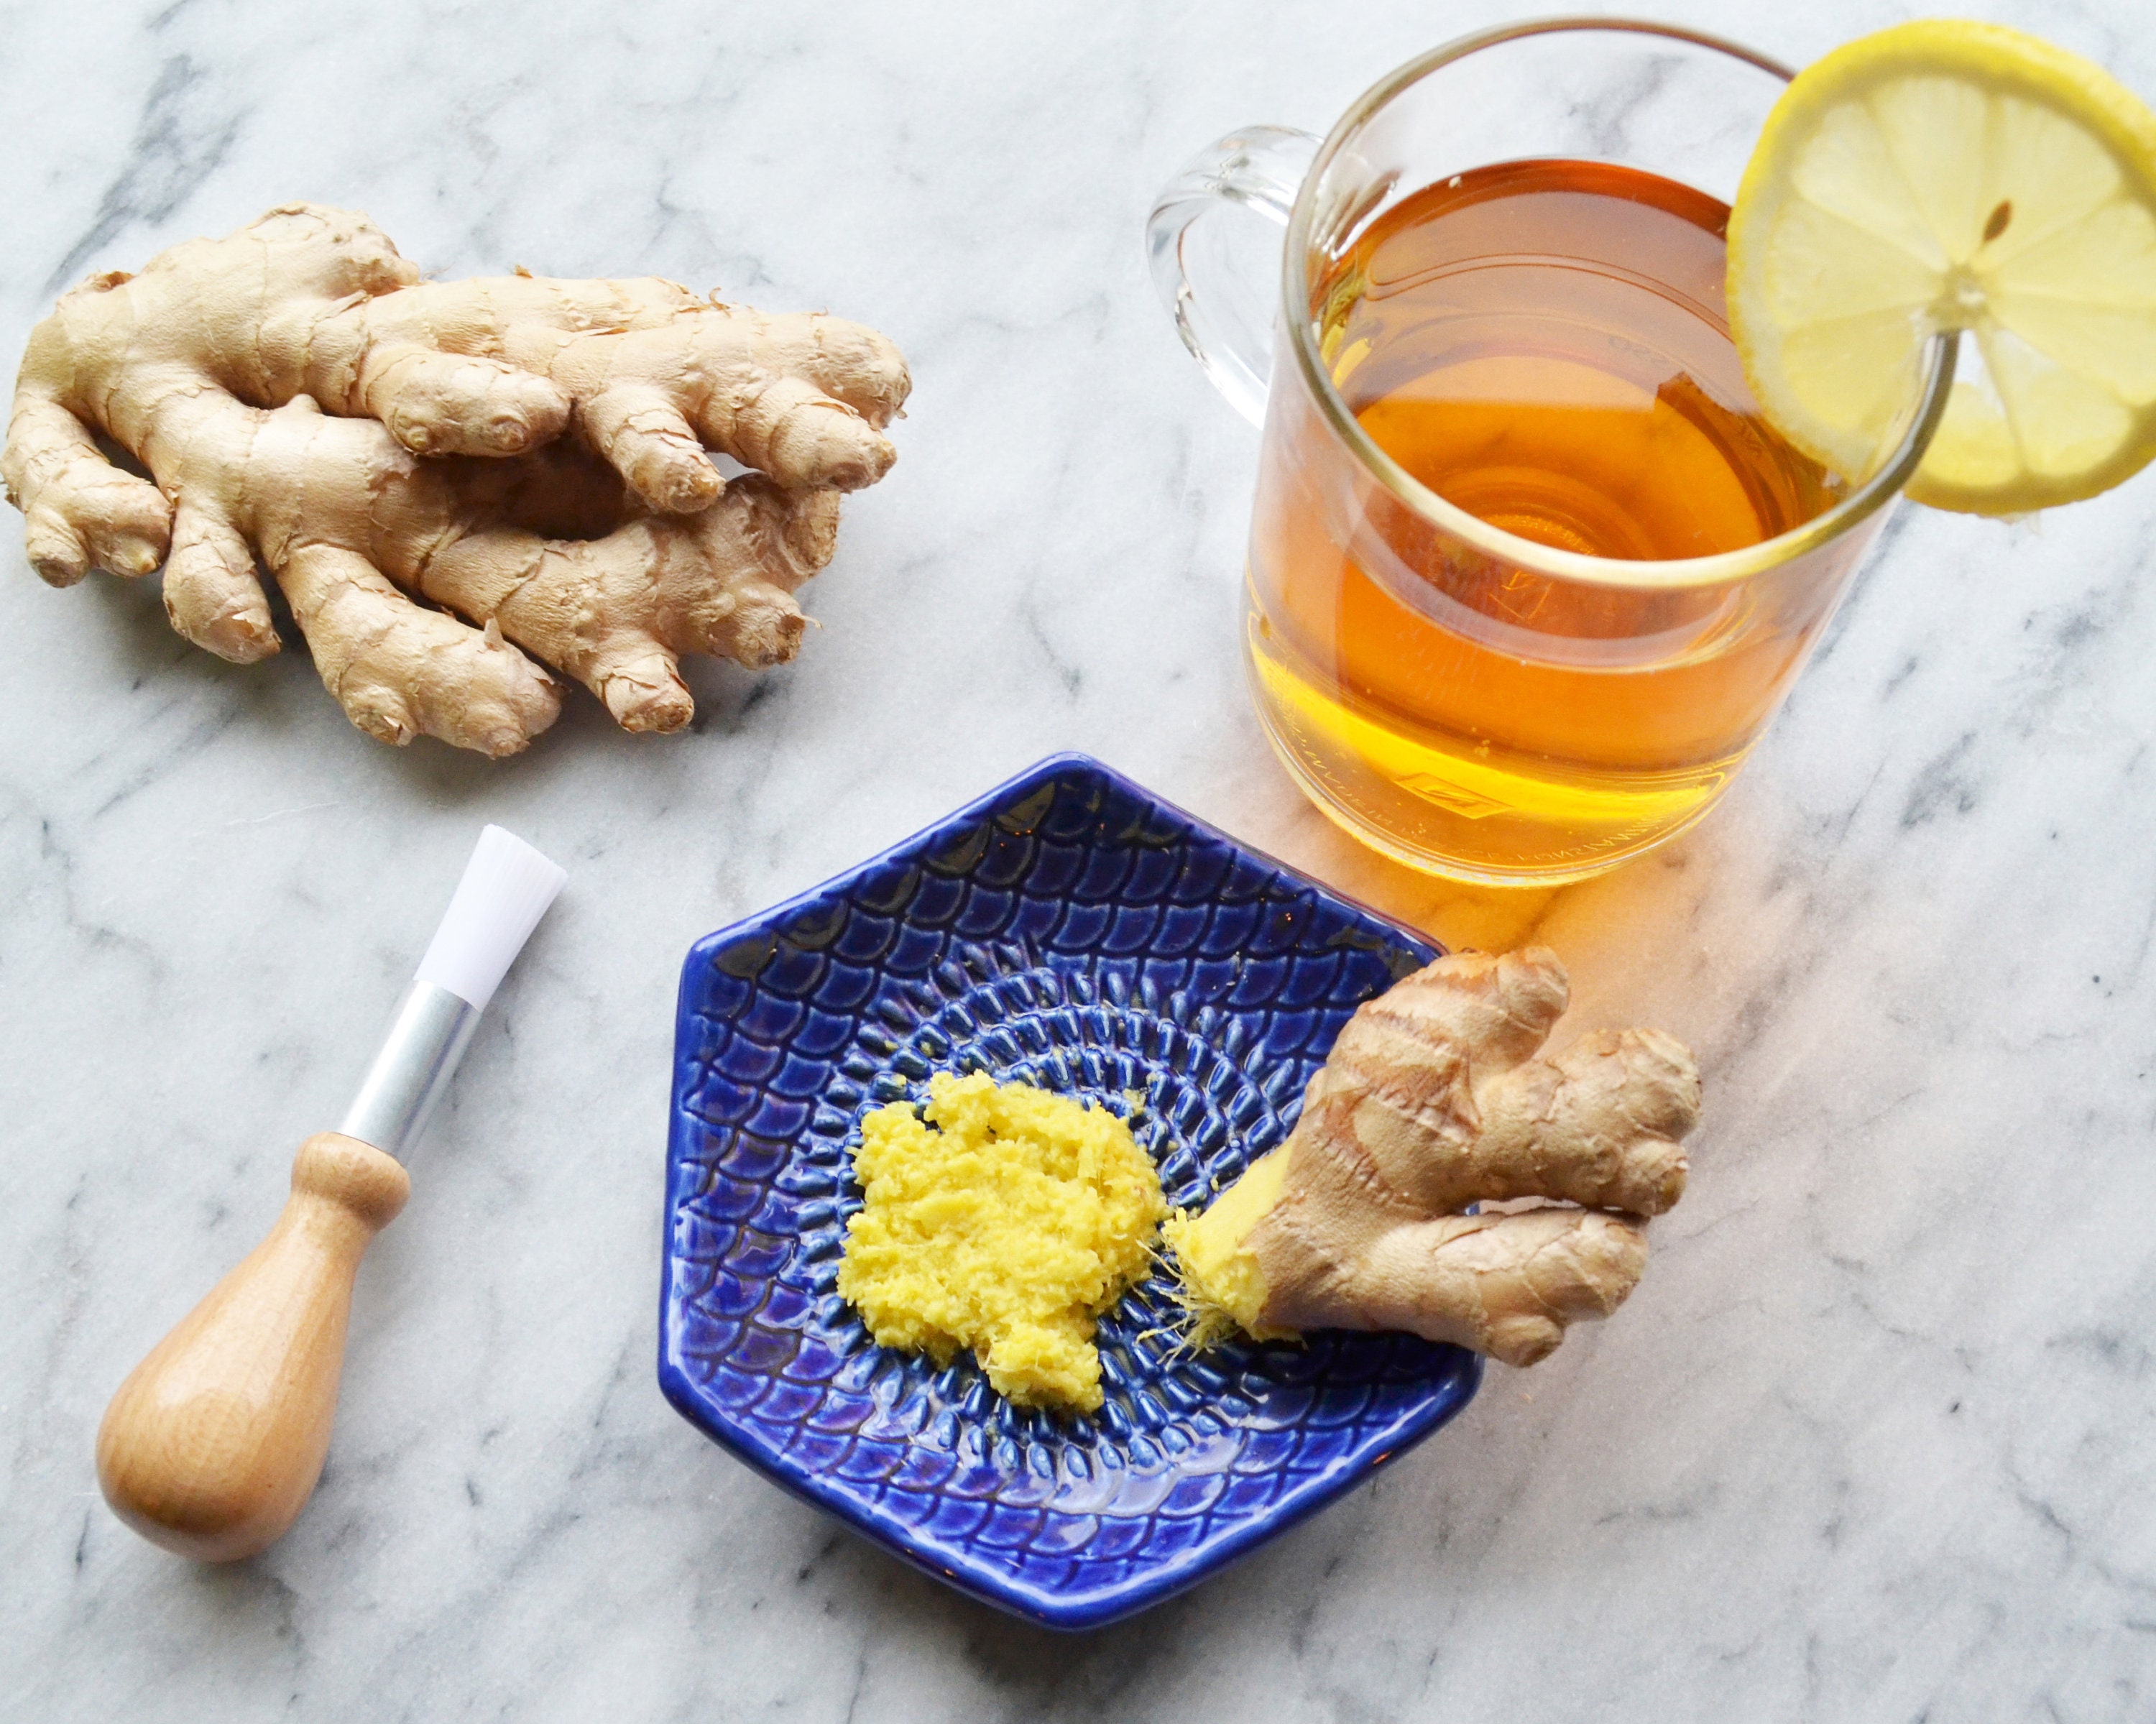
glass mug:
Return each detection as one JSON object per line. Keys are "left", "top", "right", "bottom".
{"left": 1148, "top": 19, "right": 1951, "bottom": 886}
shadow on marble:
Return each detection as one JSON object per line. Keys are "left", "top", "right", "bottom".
{"left": 55, "top": 530, "right": 825, "bottom": 806}
{"left": 1199, "top": 748, "right": 1758, "bottom": 1033}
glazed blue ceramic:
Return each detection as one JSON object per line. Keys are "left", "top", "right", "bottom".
{"left": 660, "top": 754, "right": 1480, "bottom": 1629}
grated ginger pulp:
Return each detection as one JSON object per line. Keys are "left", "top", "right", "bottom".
{"left": 836, "top": 1071, "right": 1166, "bottom": 1414}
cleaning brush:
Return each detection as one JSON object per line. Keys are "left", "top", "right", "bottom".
{"left": 96, "top": 825, "right": 567, "bottom": 1561}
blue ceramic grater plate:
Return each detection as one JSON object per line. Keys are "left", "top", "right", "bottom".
{"left": 659, "top": 754, "right": 1480, "bottom": 1629}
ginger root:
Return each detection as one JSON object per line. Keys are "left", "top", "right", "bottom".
{"left": 3, "top": 203, "right": 910, "bottom": 753}
{"left": 1166, "top": 948, "right": 1700, "bottom": 1368}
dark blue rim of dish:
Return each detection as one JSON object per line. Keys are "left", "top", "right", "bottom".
{"left": 658, "top": 752, "right": 1482, "bottom": 1628}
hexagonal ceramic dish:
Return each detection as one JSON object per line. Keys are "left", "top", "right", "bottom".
{"left": 659, "top": 753, "right": 1479, "bottom": 1628}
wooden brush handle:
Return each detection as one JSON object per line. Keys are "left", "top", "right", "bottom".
{"left": 96, "top": 1133, "right": 409, "bottom": 1562}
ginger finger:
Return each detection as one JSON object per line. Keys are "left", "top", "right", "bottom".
{"left": 546, "top": 310, "right": 903, "bottom": 503}
{"left": 1343, "top": 946, "right": 1572, "bottom": 1077}
{"left": 4, "top": 387, "right": 171, "bottom": 583}
{"left": 674, "top": 481, "right": 839, "bottom": 663}
{"left": 282, "top": 249, "right": 908, "bottom": 500}
{"left": 19, "top": 501, "right": 93, "bottom": 586}
{"left": 690, "top": 316, "right": 909, "bottom": 486}
{"left": 1313, "top": 1027, "right": 1697, "bottom": 1221}
{"left": 418, "top": 474, "right": 837, "bottom": 732}
{"left": 667, "top": 301, "right": 913, "bottom": 430}
{"left": 1169, "top": 947, "right": 1702, "bottom": 1366}
{"left": 576, "top": 384, "right": 724, "bottom": 515}
{"left": 275, "top": 544, "right": 558, "bottom": 755}
{"left": 784, "top": 312, "right": 915, "bottom": 428}
{"left": 384, "top": 513, "right": 703, "bottom": 735}
{"left": 1273, "top": 1209, "right": 1651, "bottom": 1368}
{"left": 162, "top": 499, "right": 277, "bottom": 663}
{"left": 1470, "top": 1029, "right": 1697, "bottom": 1215}
{"left": 684, "top": 367, "right": 891, "bottom": 493}
{"left": 354, "top": 344, "right": 570, "bottom": 457}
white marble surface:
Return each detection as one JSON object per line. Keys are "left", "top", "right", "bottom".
{"left": 4, "top": 1, "right": 2155, "bottom": 1718}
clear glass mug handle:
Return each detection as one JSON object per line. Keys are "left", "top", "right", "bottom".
{"left": 1146, "top": 126, "right": 1320, "bottom": 427}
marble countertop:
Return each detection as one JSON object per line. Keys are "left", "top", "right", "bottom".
{"left": 6, "top": 1, "right": 2154, "bottom": 1718}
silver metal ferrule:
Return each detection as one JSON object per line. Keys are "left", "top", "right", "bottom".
{"left": 338, "top": 980, "right": 482, "bottom": 1160}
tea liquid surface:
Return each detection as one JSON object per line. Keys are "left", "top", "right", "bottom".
{"left": 1325, "top": 158, "right": 1839, "bottom": 557}
{"left": 1246, "top": 158, "right": 1862, "bottom": 882}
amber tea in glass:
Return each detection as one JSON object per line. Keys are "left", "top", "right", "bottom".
{"left": 1150, "top": 23, "right": 1950, "bottom": 884}
{"left": 1250, "top": 157, "right": 1845, "bottom": 877}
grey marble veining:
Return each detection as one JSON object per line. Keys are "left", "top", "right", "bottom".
{"left": 4, "top": 2, "right": 2155, "bottom": 1719}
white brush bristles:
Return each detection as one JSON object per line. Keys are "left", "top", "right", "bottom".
{"left": 414, "top": 825, "right": 568, "bottom": 1011}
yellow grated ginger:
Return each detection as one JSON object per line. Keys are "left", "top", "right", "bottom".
{"left": 836, "top": 1071, "right": 1166, "bottom": 1414}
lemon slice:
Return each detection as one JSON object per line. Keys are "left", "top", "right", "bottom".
{"left": 1728, "top": 20, "right": 2156, "bottom": 514}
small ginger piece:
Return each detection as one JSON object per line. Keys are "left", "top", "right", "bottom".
{"left": 1166, "top": 948, "right": 1700, "bottom": 1368}
{"left": 2, "top": 203, "right": 910, "bottom": 753}
{"left": 838, "top": 1073, "right": 1166, "bottom": 1414}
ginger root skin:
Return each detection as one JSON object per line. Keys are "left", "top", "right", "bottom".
{"left": 2, "top": 204, "right": 910, "bottom": 754}
{"left": 1169, "top": 948, "right": 1700, "bottom": 1368}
